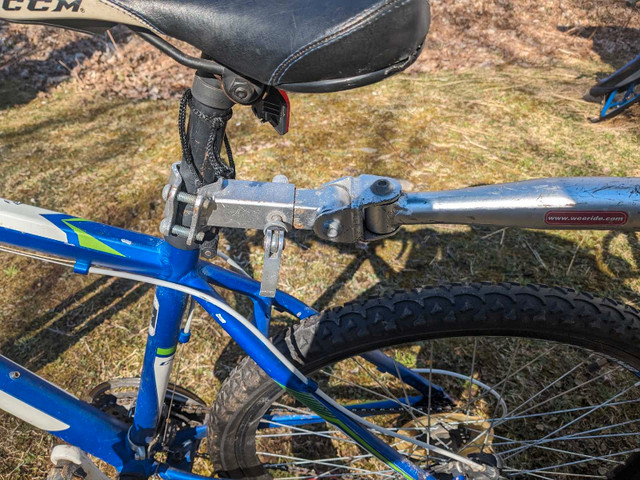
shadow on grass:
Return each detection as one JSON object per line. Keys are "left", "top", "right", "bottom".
{"left": 559, "top": 25, "right": 640, "bottom": 74}
{"left": 306, "top": 228, "right": 640, "bottom": 312}
{"left": 0, "top": 277, "right": 152, "bottom": 371}
{"left": 0, "top": 22, "right": 119, "bottom": 111}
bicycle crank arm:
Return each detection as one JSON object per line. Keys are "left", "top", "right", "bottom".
{"left": 385, "top": 177, "right": 640, "bottom": 233}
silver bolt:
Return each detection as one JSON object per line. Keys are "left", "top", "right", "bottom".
{"left": 270, "top": 234, "right": 281, "bottom": 252}
{"left": 323, "top": 219, "right": 343, "bottom": 239}
{"left": 171, "top": 225, "right": 191, "bottom": 238}
{"left": 268, "top": 212, "right": 285, "bottom": 223}
{"left": 273, "top": 174, "right": 289, "bottom": 184}
{"left": 9, "top": 371, "right": 20, "bottom": 380}
{"left": 176, "top": 192, "right": 197, "bottom": 205}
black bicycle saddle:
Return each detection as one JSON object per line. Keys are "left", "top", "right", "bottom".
{"left": 1, "top": 0, "right": 431, "bottom": 93}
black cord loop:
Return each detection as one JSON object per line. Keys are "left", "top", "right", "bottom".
{"left": 178, "top": 89, "right": 235, "bottom": 189}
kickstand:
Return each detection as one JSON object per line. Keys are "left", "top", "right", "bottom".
{"left": 591, "top": 81, "right": 640, "bottom": 123}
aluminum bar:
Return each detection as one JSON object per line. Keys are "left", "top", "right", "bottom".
{"left": 392, "top": 177, "right": 640, "bottom": 231}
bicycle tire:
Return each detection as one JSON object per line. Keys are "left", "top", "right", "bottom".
{"left": 208, "top": 283, "right": 640, "bottom": 479}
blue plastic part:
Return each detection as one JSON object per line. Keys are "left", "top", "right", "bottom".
{"left": 156, "top": 465, "right": 225, "bottom": 480}
{"left": 73, "top": 258, "right": 91, "bottom": 275}
{"left": 178, "top": 330, "right": 192, "bottom": 344}
{"left": 596, "top": 54, "right": 640, "bottom": 85}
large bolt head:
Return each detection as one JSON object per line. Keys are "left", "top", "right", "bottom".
{"left": 371, "top": 179, "right": 394, "bottom": 196}
{"left": 159, "top": 219, "right": 172, "bottom": 236}
{"left": 233, "top": 87, "right": 249, "bottom": 100}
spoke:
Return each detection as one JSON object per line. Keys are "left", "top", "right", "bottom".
{"left": 493, "top": 399, "right": 640, "bottom": 426}
{"left": 501, "top": 362, "right": 586, "bottom": 420}
{"left": 558, "top": 418, "right": 640, "bottom": 441}
{"left": 351, "top": 356, "right": 453, "bottom": 452}
{"left": 494, "top": 418, "right": 640, "bottom": 446}
{"left": 319, "top": 367, "right": 430, "bottom": 419}
{"left": 393, "top": 348, "right": 414, "bottom": 419}
{"left": 511, "top": 367, "right": 623, "bottom": 419}
{"left": 257, "top": 451, "right": 395, "bottom": 477}
{"left": 257, "top": 430, "right": 342, "bottom": 438}
{"left": 490, "top": 432, "right": 623, "bottom": 465}
{"left": 490, "top": 365, "right": 623, "bottom": 439}
{"left": 564, "top": 431, "right": 640, "bottom": 441}
{"left": 353, "top": 356, "right": 428, "bottom": 421}
{"left": 502, "top": 381, "right": 640, "bottom": 460}
{"left": 513, "top": 447, "right": 640, "bottom": 474}
{"left": 520, "top": 474, "right": 606, "bottom": 479}
{"left": 276, "top": 472, "right": 396, "bottom": 480}
{"left": 472, "top": 338, "right": 521, "bottom": 454}
{"left": 362, "top": 400, "right": 638, "bottom": 433}
{"left": 439, "top": 343, "right": 559, "bottom": 425}
{"left": 410, "top": 344, "right": 558, "bottom": 434}
{"left": 260, "top": 418, "right": 358, "bottom": 446}
{"left": 465, "top": 338, "right": 479, "bottom": 421}
{"left": 503, "top": 468, "right": 556, "bottom": 480}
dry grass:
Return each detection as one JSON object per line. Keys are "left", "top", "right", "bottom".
{"left": 0, "top": 58, "right": 639, "bottom": 478}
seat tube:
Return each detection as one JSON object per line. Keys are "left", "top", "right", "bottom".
{"left": 129, "top": 285, "right": 190, "bottom": 449}
{"left": 128, "top": 74, "right": 236, "bottom": 453}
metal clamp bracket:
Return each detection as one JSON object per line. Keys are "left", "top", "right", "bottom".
{"left": 160, "top": 170, "right": 405, "bottom": 247}
{"left": 295, "top": 175, "right": 403, "bottom": 243}
{"left": 199, "top": 175, "right": 296, "bottom": 233}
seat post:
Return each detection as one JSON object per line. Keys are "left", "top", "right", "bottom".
{"left": 180, "top": 74, "right": 235, "bottom": 195}
{"left": 164, "top": 74, "right": 235, "bottom": 251}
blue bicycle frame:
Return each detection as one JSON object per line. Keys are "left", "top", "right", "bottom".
{"left": 0, "top": 198, "right": 445, "bottom": 480}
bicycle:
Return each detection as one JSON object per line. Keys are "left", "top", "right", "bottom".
{"left": 1, "top": 1, "right": 640, "bottom": 479}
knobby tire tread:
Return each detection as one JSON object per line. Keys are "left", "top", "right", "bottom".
{"left": 207, "top": 283, "right": 640, "bottom": 479}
